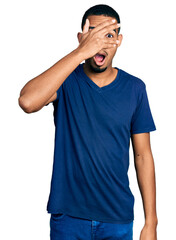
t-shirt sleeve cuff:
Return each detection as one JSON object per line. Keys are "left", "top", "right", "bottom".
{"left": 131, "top": 126, "right": 157, "bottom": 134}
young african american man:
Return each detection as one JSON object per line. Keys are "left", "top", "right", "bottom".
{"left": 18, "top": 4, "right": 158, "bottom": 240}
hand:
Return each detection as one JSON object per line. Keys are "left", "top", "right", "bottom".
{"left": 76, "top": 18, "right": 121, "bottom": 60}
{"left": 140, "top": 223, "right": 157, "bottom": 240}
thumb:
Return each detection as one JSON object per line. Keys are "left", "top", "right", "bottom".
{"left": 82, "top": 18, "right": 89, "bottom": 34}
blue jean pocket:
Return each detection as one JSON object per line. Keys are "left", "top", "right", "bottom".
{"left": 51, "top": 213, "right": 65, "bottom": 220}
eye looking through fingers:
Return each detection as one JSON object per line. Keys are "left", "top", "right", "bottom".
{"left": 105, "top": 29, "right": 116, "bottom": 39}
{"left": 106, "top": 33, "right": 114, "bottom": 38}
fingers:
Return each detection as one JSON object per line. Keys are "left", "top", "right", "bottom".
{"left": 103, "top": 42, "right": 118, "bottom": 49}
{"left": 82, "top": 19, "right": 89, "bottom": 34}
{"left": 100, "top": 23, "right": 120, "bottom": 37}
{"left": 103, "top": 33, "right": 120, "bottom": 48}
{"left": 92, "top": 19, "right": 120, "bottom": 35}
{"left": 104, "top": 38, "right": 119, "bottom": 46}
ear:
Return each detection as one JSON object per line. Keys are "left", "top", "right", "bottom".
{"left": 77, "top": 32, "right": 82, "bottom": 43}
{"left": 117, "top": 34, "right": 123, "bottom": 47}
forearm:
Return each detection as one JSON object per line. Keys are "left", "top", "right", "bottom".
{"left": 18, "top": 47, "right": 83, "bottom": 112}
{"left": 134, "top": 151, "right": 158, "bottom": 226}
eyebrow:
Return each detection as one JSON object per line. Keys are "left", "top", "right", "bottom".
{"left": 89, "top": 26, "right": 116, "bottom": 33}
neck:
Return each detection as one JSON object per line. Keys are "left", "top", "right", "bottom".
{"left": 83, "top": 62, "right": 118, "bottom": 88}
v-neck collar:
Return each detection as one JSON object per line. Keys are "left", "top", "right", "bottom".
{"left": 79, "top": 63, "right": 121, "bottom": 93}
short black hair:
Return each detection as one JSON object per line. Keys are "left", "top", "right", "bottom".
{"left": 81, "top": 4, "right": 121, "bottom": 35}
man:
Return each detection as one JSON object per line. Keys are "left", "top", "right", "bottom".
{"left": 18, "top": 4, "right": 158, "bottom": 240}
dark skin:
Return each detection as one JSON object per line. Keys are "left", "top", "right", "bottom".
{"left": 77, "top": 15, "right": 123, "bottom": 88}
{"left": 132, "top": 133, "right": 158, "bottom": 240}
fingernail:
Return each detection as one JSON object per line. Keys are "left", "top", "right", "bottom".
{"left": 116, "top": 40, "right": 120, "bottom": 43}
{"left": 117, "top": 23, "right": 121, "bottom": 27}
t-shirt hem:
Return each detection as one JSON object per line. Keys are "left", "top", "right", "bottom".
{"left": 47, "top": 209, "right": 134, "bottom": 224}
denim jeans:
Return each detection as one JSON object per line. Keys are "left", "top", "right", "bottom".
{"left": 50, "top": 213, "right": 133, "bottom": 240}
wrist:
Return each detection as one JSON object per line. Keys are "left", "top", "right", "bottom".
{"left": 145, "top": 216, "right": 158, "bottom": 227}
{"left": 74, "top": 47, "right": 86, "bottom": 62}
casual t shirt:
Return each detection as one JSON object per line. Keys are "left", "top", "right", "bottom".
{"left": 46, "top": 63, "right": 156, "bottom": 224}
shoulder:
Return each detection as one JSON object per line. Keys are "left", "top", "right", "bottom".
{"left": 120, "top": 68, "right": 146, "bottom": 91}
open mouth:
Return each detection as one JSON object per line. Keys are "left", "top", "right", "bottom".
{"left": 93, "top": 53, "right": 106, "bottom": 66}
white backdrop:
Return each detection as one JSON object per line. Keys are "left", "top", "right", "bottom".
{"left": 1, "top": 0, "right": 175, "bottom": 239}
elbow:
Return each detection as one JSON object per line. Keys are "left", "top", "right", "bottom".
{"left": 18, "top": 95, "right": 33, "bottom": 113}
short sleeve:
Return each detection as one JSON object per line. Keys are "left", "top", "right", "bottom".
{"left": 130, "top": 84, "right": 156, "bottom": 134}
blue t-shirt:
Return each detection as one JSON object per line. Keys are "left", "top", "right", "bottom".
{"left": 46, "top": 63, "right": 156, "bottom": 223}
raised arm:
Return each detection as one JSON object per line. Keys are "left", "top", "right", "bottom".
{"left": 18, "top": 49, "right": 83, "bottom": 113}
{"left": 18, "top": 18, "right": 120, "bottom": 113}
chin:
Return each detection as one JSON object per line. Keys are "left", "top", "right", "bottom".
{"left": 91, "top": 65, "right": 107, "bottom": 73}
{"left": 88, "top": 58, "right": 108, "bottom": 73}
